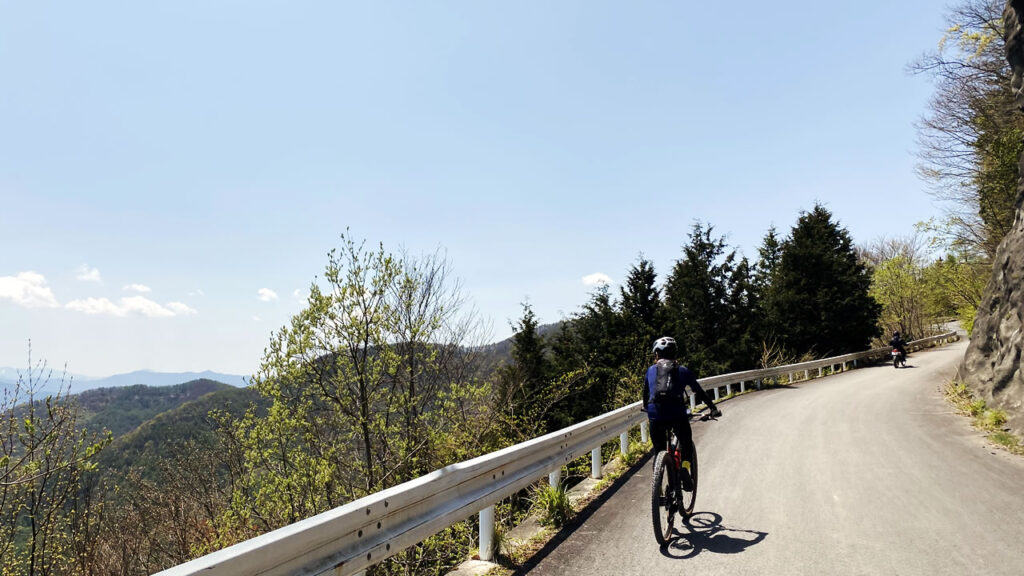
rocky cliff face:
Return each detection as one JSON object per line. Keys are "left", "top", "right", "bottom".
{"left": 961, "top": 1, "right": 1024, "bottom": 431}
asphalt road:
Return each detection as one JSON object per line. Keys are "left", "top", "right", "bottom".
{"left": 518, "top": 338, "right": 1024, "bottom": 575}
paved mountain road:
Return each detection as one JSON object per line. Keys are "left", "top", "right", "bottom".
{"left": 520, "top": 338, "right": 1024, "bottom": 575}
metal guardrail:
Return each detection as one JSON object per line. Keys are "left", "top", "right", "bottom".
{"left": 697, "top": 331, "right": 959, "bottom": 402}
{"left": 155, "top": 331, "right": 957, "bottom": 576}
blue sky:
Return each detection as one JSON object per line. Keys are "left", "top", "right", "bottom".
{"left": 2, "top": 1, "right": 950, "bottom": 377}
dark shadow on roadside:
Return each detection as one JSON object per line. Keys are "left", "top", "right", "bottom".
{"left": 508, "top": 451, "right": 653, "bottom": 575}
{"left": 659, "top": 511, "right": 768, "bottom": 560}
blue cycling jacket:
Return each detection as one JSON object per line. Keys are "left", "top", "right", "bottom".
{"left": 643, "top": 361, "right": 716, "bottom": 421}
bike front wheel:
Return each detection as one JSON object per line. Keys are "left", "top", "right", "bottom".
{"left": 651, "top": 450, "right": 675, "bottom": 544}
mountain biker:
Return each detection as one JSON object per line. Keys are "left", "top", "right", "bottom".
{"left": 889, "top": 331, "right": 908, "bottom": 359}
{"left": 643, "top": 336, "right": 721, "bottom": 493}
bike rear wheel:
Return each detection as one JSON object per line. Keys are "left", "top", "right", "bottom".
{"left": 651, "top": 450, "right": 675, "bottom": 544}
{"left": 679, "top": 440, "right": 698, "bottom": 517}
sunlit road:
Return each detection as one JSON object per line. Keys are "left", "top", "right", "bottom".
{"left": 518, "top": 338, "right": 1024, "bottom": 575}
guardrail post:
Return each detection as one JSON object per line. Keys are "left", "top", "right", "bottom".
{"left": 740, "top": 381, "right": 745, "bottom": 393}
{"left": 591, "top": 447, "right": 602, "bottom": 479}
{"left": 548, "top": 469, "right": 561, "bottom": 488}
{"left": 788, "top": 373, "right": 793, "bottom": 384}
{"left": 713, "top": 386, "right": 720, "bottom": 401}
{"left": 689, "top": 393, "right": 696, "bottom": 412}
{"left": 640, "top": 420, "right": 648, "bottom": 444}
{"left": 726, "top": 383, "right": 732, "bottom": 396}
{"left": 853, "top": 359, "right": 858, "bottom": 368}
{"left": 757, "top": 378, "right": 762, "bottom": 390}
{"left": 479, "top": 505, "right": 495, "bottom": 562}
{"left": 803, "top": 369, "right": 809, "bottom": 380}
{"left": 620, "top": 432, "right": 628, "bottom": 456}
{"left": 818, "top": 367, "right": 823, "bottom": 377}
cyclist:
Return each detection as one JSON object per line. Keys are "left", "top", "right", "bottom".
{"left": 890, "top": 330, "right": 908, "bottom": 360}
{"left": 643, "top": 336, "right": 721, "bottom": 494}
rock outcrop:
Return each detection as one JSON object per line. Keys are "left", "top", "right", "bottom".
{"left": 961, "top": 1, "right": 1024, "bottom": 432}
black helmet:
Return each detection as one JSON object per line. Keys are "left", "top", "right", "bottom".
{"left": 893, "top": 331, "right": 900, "bottom": 338}
{"left": 652, "top": 336, "right": 677, "bottom": 357}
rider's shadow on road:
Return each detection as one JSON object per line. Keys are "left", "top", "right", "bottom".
{"left": 660, "top": 512, "right": 767, "bottom": 559}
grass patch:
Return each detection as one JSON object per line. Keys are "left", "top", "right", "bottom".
{"left": 621, "top": 439, "right": 649, "bottom": 468}
{"left": 989, "top": 431, "right": 1024, "bottom": 455}
{"left": 943, "top": 379, "right": 1024, "bottom": 456}
{"left": 531, "top": 483, "right": 573, "bottom": 528}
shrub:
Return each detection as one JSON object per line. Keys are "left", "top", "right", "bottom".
{"left": 532, "top": 484, "right": 573, "bottom": 528}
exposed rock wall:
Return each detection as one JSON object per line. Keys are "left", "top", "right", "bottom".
{"left": 961, "top": 1, "right": 1024, "bottom": 431}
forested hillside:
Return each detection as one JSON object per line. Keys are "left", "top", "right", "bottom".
{"left": 77, "top": 379, "right": 233, "bottom": 437}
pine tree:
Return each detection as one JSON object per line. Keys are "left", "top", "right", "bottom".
{"left": 663, "top": 223, "right": 739, "bottom": 376}
{"left": 767, "top": 204, "right": 881, "bottom": 356}
{"left": 619, "top": 258, "right": 663, "bottom": 368}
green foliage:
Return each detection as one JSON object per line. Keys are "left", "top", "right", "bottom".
{"left": 663, "top": 223, "right": 759, "bottom": 375}
{"left": 765, "top": 204, "right": 881, "bottom": 356}
{"left": 1, "top": 344, "right": 110, "bottom": 576}
{"left": 531, "top": 483, "right": 573, "bottom": 528}
{"left": 622, "top": 439, "right": 649, "bottom": 468}
{"left": 618, "top": 258, "right": 664, "bottom": 370}
{"left": 916, "top": 246, "right": 989, "bottom": 336}
{"left": 376, "top": 521, "right": 476, "bottom": 576}
{"left": 870, "top": 256, "right": 929, "bottom": 339}
{"left": 914, "top": 0, "right": 1022, "bottom": 260}
{"left": 77, "top": 379, "right": 233, "bottom": 437}
{"left": 215, "top": 233, "right": 498, "bottom": 573}
{"left": 990, "top": 431, "right": 1024, "bottom": 455}
{"left": 97, "top": 385, "right": 259, "bottom": 478}
{"left": 982, "top": 408, "right": 1008, "bottom": 429}
{"left": 944, "top": 379, "right": 1023, "bottom": 454}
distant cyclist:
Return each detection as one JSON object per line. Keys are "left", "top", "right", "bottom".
{"left": 643, "top": 336, "right": 721, "bottom": 492}
{"left": 890, "top": 331, "right": 908, "bottom": 358}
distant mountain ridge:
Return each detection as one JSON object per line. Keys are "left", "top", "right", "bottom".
{"left": 79, "top": 370, "right": 248, "bottom": 390}
{"left": 0, "top": 368, "right": 248, "bottom": 395}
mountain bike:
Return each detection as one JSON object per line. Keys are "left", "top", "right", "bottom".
{"left": 651, "top": 411, "right": 716, "bottom": 545}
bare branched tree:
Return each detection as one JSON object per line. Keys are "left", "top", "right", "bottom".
{"left": 912, "top": 0, "right": 1023, "bottom": 257}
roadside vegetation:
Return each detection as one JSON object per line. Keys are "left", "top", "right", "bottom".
{"left": 944, "top": 380, "right": 1024, "bottom": 455}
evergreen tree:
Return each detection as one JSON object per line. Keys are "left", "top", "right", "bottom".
{"left": 618, "top": 258, "right": 663, "bottom": 368}
{"left": 663, "top": 223, "right": 739, "bottom": 376}
{"left": 510, "top": 302, "right": 547, "bottom": 392}
{"left": 722, "top": 256, "right": 761, "bottom": 372}
{"left": 497, "top": 303, "right": 580, "bottom": 434}
{"left": 549, "top": 285, "right": 623, "bottom": 422}
{"left": 767, "top": 204, "right": 881, "bottom": 356}
{"left": 754, "top": 226, "right": 782, "bottom": 292}
{"left": 753, "top": 226, "right": 784, "bottom": 346}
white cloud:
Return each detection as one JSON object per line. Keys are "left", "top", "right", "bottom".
{"left": 188, "top": 289, "right": 205, "bottom": 297}
{"left": 582, "top": 273, "right": 613, "bottom": 287}
{"left": 258, "top": 288, "right": 278, "bottom": 302}
{"left": 252, "top": 315, "right": 262, "bottom": 322}
{"left": 66, "top": 297, "right": 125, "bottom": 316}
{"left": 122, "top": 283, "right": 151, "bottom": 293}
{"left": 121, "top": 296, "right": 176, "bottom": 317}
{"left": 0, "top": 271, "right": 60, "bottom": 308}
{"left": 66, "top": 296, "right": 197, "bottom": 318}
{"left": 166, "top": 302, "right": 198, "bottom": 315}
{"left": 75, "top": 265, "right": 102, "bottom": 283}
